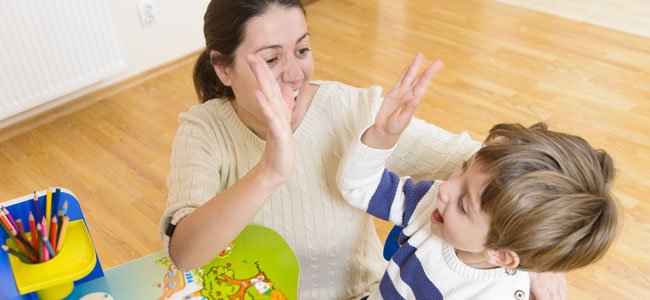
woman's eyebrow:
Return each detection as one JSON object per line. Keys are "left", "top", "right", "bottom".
{"left": 255, "top": 33, "right": 311, "bottom": 53}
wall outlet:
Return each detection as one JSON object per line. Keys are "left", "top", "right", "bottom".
{"left": 137, "top": 0, "right": 156, "bottom": 27}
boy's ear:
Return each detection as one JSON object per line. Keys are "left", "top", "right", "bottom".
{"left": 210, "top": 50, "right": 232, "bottom": 86}
{"left": 486, "top": 248, "right": 520, "bottom": 269}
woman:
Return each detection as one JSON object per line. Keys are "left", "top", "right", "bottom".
{"left": 160, "top": 1, "right": 566, "bottom": 299}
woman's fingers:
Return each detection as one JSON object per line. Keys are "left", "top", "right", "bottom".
{"left": 246, "top": 53, "right": 292, "bottom": 118}
{"left": 246, "top": 54, "right": 283, "bottom": 105}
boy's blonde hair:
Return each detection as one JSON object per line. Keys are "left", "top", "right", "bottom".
{"left": 476, "top": 123, "right": 620, "bottom": 272}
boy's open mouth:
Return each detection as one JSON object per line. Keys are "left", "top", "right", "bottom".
{"left": 432, "top": 208, "right": 444, "bottom": 224}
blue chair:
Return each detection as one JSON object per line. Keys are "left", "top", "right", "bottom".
{"left": 383, "top": 225, "right": 404, "bottom": 261}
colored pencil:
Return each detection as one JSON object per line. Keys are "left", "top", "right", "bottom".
{"left": 37, "top": 224, "right": 44, "bottom": 262}
{"left": 1, "top": 207, "right": 18, "bottom": 232}
{"left": 41, "top": 216, "right": 47, "bottom": 236}
{"left": 32, "top": 191, "right": 41, "bottom": 226}
{"left": 50, "top": 216, "right": 58, "bottom": 249}
{"left": 2, "top": 245, "right": 33, "bottom": 264}
{"left": 0, "top": 208, "right": 16, "bottom": 232}
{"left": 46, "top": 187, "right": 52, "bottom": 230}
{"left": 56, "top": 216, "right": 69, "bottom": 253}
{"left": 29, "top": 212, "right": 38, "bottom": 250}
{"left": 16, "top": 219, "right": 28, "bottom": 242}
{"left": 52, "top": 188, "right": 61, "bottom": 221}
{"left": 0, "top": 212, "right": 13, "bottom": 235}
{"left": 42, "top": 233, "right": 56, "bottom": 258}
{"left": 40, "top": 216, "right": 48, "bottom": 261}
{"left": 10, "top": 228, "right": 38, "bottom": 262}
{"left": 62, "top": 200, "right": 68, "bottom": 216}
{"left": 57, "top": 210, "right": 63, "bottom": 240}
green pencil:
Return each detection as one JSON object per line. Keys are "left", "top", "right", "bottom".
{"left": 2, "top": 244, "right": 32, "bottom": 264}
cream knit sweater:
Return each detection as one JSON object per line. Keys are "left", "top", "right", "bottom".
{"left": 160, "top": 81, "right": 480, "bottom": 299}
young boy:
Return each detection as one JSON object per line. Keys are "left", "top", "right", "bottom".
{"left": 336, "top": 64, "right": 620, "bottom": 300}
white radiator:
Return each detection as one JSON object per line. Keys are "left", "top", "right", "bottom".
{"left": 0, "top": 0, "right": 128, "bottom": 120}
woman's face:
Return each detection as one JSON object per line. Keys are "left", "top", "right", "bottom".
{"left": 215, "top": 6, "right": 314, "bottom": 137}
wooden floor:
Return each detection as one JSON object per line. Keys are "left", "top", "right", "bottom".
{"left": 1, "top": 0, "right": 648, "bottom": 298}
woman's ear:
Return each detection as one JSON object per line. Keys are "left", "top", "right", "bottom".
{"left": 486, "top": 248, "right": 520, "bottom": 269}
{"left": 210, "top": 50, "right": 232, "bottom": 86}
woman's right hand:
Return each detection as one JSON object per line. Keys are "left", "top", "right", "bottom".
{"left": 245, "top": 54, "right": 296, "bottom": 184}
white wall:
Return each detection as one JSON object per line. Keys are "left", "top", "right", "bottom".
{"left": 0, "top": 0, "right": 210, "bottom": 129}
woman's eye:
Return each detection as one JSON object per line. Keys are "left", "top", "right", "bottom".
{"left": 265, "top": 57, "right": 278, "bottom": 65}
{"left": 297, "top": 47, "right": 310, "bottom": 56}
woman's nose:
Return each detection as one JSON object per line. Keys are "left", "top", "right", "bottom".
{"left": 281, "top": 58, "right": 304, "bottom": 84}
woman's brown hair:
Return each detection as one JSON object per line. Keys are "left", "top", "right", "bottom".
{"left": 193, "top": 0, "right": 306, "bottom": 102}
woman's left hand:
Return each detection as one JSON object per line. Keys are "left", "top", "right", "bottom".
{"left": 529, "top": 272, "right": 568, "bottom": 300}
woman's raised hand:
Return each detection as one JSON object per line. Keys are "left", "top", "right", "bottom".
{"left": 363, "top": 54, "right": 443, "bottom": 149}
{"left": 245, "top": 54, "right": 295, "bottom": 183}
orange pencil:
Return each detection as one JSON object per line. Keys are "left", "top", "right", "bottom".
{"left": 28, "top": 212, "right": 38, "bottom": 250}
{"left": 50, "top": 216, "right": 58, "bottom": 249}
{"left": 56, "top": 216, "right": 69, "bottom": 253}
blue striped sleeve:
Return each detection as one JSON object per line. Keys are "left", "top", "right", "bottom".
{"left": 401, "top": 179, "right": 434, "bottom": 225}
{"left": 367, "top": 169, "right": 400, "bottom": 220}
{"left": 366, "top": 169, "right": 434, "bottom": 225}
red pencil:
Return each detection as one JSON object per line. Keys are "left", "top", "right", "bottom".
{"left": 28, "top": 212, "right": 38, "bottom": 250}
{"left": 50, "top": 216, "right": 58, "bottom": 249}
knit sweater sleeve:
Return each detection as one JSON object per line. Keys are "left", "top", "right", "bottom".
{"left": 337, "top": 130, "right": 435, "bottom": 227}
{"left": 159, "top": 104, "right": 225, "bottom": 257}
{"left": 353, "top": 85, "right": 482, "bottom": 180}
{"left": 388, "top": 117, "right": 481, "bottom": 181}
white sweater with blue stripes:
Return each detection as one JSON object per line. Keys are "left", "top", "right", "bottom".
{"left": 337, "top": 132, "right": 530, "bottom": 300}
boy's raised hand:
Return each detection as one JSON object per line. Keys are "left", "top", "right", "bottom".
{"left": 362, "top": 54, "right": 443, "bottom": 149}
